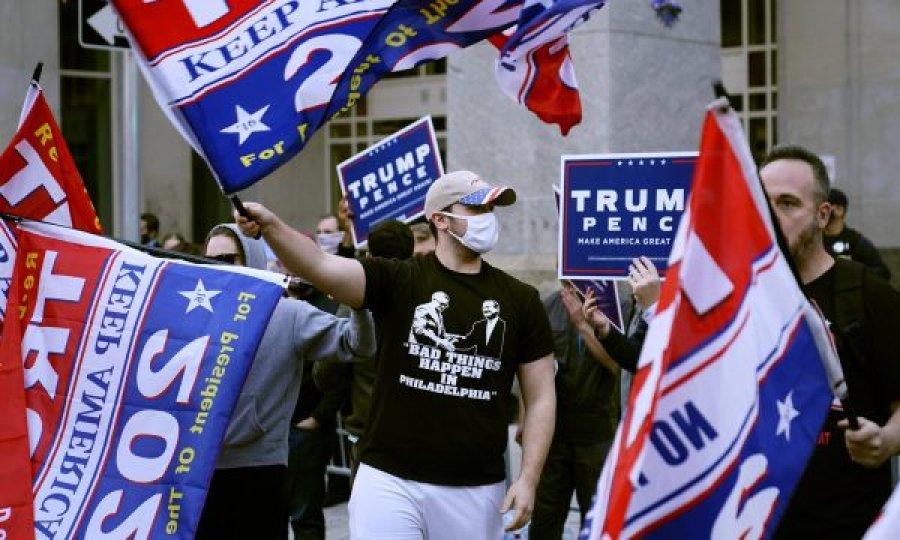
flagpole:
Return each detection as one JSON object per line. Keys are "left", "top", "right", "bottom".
{"left": 711, "top": 81, "right": 861, "bottom": 431}
{"left": 229, "top": 194, "right": 261, "bottom": 239}
{"left": 1, "top": 212, "right": 227, "bottom": 266}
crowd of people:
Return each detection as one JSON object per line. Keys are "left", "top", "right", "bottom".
{"left": 137, "top": 144, "right": 898, "bottom": 539}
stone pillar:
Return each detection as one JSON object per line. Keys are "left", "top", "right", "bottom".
{"left": 140, "top": 76, "right": 194, "bottom": 241}
{"left": 447, "top": 0, "right": 720, "bottom": 288}
{"left": 778, "top": 0, "right": 900, "bottom": 249}
{"left": 0, "top": 0, "right": 61, "bottom": 144}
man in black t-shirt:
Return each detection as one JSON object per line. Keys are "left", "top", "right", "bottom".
{"left": 759, "top": 144, "right": 900, "bottom": 539}
{"left": 235, "top": 171, "right": 556, "bottom": 539}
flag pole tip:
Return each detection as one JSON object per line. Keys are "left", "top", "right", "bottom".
{"left": 712, "top": 80, "right": 731, "bottom": 111}
{"left": 32, "top": 62, "right": 44, "bottom": 84}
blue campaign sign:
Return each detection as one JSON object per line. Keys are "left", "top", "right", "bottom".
{"left": 559, "top": 152, "right": 696, "bottom": 280}
{"left": 337, "top": 116, "right": 443, "bottom": 247}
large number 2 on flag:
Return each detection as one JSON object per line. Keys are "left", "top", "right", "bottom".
{"left": 84, "top": 331, "right": 210, "bottom": 540}
{"left": 712, "top": 454, "right": 779, "bottom": 540}
{"left": 143, "top": 0, "right": 230, "bottom": 28}
{"left": 284, "top": 34, "right": 362, "bottom": 113}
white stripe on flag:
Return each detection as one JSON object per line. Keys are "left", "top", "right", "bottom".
{"left": 680, "top": 230, "right": 734, "bottom": 315}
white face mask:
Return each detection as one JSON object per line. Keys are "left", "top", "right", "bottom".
{"left": 316, "top": 232, "right": 344, "bottom": 255}
{"left": 441, "top": 211, "right": 500, "bottom": 254}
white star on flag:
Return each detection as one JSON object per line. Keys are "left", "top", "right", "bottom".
{"left": 178, "top": 279, "right": 221, "bottom": 314}
{"left": 776, "top": 390, "right": 800, "bottom": 441}
{"left": 220, "top": 104, "right": 271, "bottom": 145}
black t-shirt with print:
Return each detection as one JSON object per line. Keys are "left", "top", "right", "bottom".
{"left": 776, "top": 259, "right": 900, "bottom": 539}
{"left": 358, "top": 253, "right": 553, "bottom": 486}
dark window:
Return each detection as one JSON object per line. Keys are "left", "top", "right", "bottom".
{"left": 748, "top": 0, "right": 767, "bottom": 45}
{"left": 373, "top": 119, "right": 417, "bottom": 136}
{"left": 721, "top": 0, "right": 742, "bottom": 47}
{"left": 749, "top": 93, "right": 767, "bottom": 111}
{"left": 329, "top": 123, "right": 351, "bottom": 138}
{"left": 61, "top": 77, "right": 113, "bottom": 226}
{"left": 748, "top": 51, "right": 766, "bottom": 87}
{"left": 749, "top": 117, "right": 768, "bottom": 163}
{"left": 771, "top": 0, "right": 778, "bottom": 42}
{"left": 771, "top": 49, "right": 778, "bottom": 85}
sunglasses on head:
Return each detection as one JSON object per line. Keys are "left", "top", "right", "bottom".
{"left": 209, "top": 253, "right": 241, "bottom": 264}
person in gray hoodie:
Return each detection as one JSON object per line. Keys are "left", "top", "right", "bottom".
{"left": 195, "top": 224, "right": 376, "bottom": 540}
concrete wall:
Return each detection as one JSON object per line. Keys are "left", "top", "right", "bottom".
{"left": 139, "top": 77, "right": 194, "bottom": 241}
{"left": 448, "top": 0, "right": 721, "bottom": 287}
{"left": 779, "top": 0, "right": 900, "bottom": 248}
{"left": 253, "top": 130, "right": 330, "bottom": 234}
{"left": 0, "top": 0, "right": 60, "bottom": 144}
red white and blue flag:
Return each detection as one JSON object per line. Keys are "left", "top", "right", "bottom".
{"left": 0, "top": 81, "right": 104, "bottom": 328}
{"left": 491, "top": 0, "right": 604, "bottom": 135}
{"left": 580, "top": 100, "right": 837, "bottom": 539}
{"left": 0, "top": 222, "right": 283, "bottom": 539}
{"left": 0, "top": 83, "right": 102, "bottom": 235}
{"left": 112, "top": 0, "right": 607, "bottom": 194}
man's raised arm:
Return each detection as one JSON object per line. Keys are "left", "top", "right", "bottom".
{"left": 235, "top": 202, "right": 366, "bottom": 308}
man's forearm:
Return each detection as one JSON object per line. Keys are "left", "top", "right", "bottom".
{"left": 262, "top": 217, "right": 326, "bottom": 280}
{"left": 577, "top": 322, "right": 620, "bottom": 374}
{"left": 262, "top": 217, "right": 366, "bottom": 307}
{"left": 519, "top": 390, "right": 555, "bottom": 484}
{"left": 345, "top": 309, "right": 377, "bottom": 359}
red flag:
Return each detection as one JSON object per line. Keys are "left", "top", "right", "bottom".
{"left": 0, "top": 80, "right": 104, "bottom": 540}
{"left": 0, "top": 83, "right": 102, "bottom": 233}
{"left": 0, "top": 240, "right": 35, "bottom": 539}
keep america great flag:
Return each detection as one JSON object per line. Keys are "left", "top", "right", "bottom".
{"left": 111, "top": 0, "right": 607, "bottom": 194}
{"left": 0, "top": 222, "right": 283, "bottom": 539}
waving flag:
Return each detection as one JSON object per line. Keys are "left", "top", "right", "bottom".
{"left": 580, "top": 100, "right": 837, "bottom": 539}
{"left": 113, "top": 0, "right": 607, "bottom": 194}
{"left": 0, "top": 222, "right": 283, "bottom": 539}
{"left": 0, "top": 83, "right": 102, "bottom": 234}
{"left": 0, "top": 80, "right": 103, "bottom": 328}
{"left": 491, "top": 0, "right": 605, "bottom": 134}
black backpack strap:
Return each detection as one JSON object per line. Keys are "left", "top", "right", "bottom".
{"left": 832, "top": 260, "right": 867, "bottom": 369}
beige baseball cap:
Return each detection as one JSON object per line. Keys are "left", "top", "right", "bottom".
{"left": 424, "top": 170, "right": 517, "bottom": 219}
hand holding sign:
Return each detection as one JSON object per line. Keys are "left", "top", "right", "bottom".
{"left": 628, "top": 256, "right": 661, "bottom": 311}
{"left": 337, "top": 197, "right": 354, "bottom": 232}
{"left": 560, "top": 285, "right": 588, "bottom": 331}
{"left": 582, "top": 287, "right": 612, "bottom": 339}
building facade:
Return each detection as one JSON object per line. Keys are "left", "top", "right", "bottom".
{"left": 1, "top": 0, "right": 897, "bottom": 287}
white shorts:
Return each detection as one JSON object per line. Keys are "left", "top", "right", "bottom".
{"left": 349, "top": 463, "right": 506, "bottom": 540}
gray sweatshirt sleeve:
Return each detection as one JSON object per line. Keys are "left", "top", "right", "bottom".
{"left": 293, "top": 301, "right": 376, "bottom": 364}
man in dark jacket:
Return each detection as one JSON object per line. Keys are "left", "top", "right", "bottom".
{"left": 824, "top": 187, "right": 891, "bottom": 281}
